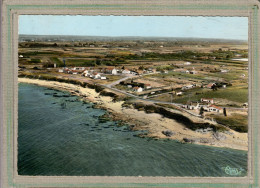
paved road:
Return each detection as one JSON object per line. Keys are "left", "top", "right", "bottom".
{"left": 106, "top": 74, "right": 136, "bottom": 88}
{"left": 101, "top": 84, "right": 202, "bottom": 117}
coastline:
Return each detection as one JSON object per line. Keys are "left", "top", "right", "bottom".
{"left": 18, "top": 77, "right": 248, "bottom": 151}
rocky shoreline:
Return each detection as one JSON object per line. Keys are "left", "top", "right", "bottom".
{"left": 18, "top": 78, "right": 248, "bottom": 151}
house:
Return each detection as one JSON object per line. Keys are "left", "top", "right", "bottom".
{"left": 105, "top": 67, "right": 117, "bottom": 75}
{"left": 122, "top": 69, "right": 131, "bottom": 74}
{"left": 184, "top": 62, "right": 192, "bottom": 65}
{"left": 93, "top": 73, "right": 101, "bottom": 79}
{"left": 190, "top": 70, "right": 197, "bottom": 74}
{"left": 176, "top": 92, "right": 183, "bottom": 96}
{"left": 182, "top": 70, "right": 190, "bottom": 74}
{"left": 201, "top": 98, "right": 214, "bottom": 104}
{"left": 58, "top": 69, "right": 64, "bottom": 73}
{"left": 220, "top": 69, "right": 229, "bottom": 73}
{"left": 198, "top": 56, "right": 209, "bottom": 60}
{"left": 208, "top": 105, "right": 222, "bottom": 113}
{"left": 206, "top": 83, "right": 216, "bottom": 89}
{"left": 136, "top": 70, "right": 144, "bottom": 75}
{"left": 19, "top": 55, "right": 23, "bottom": 58}
{"left": 182, "top": 85, "right": 194, "bottom": 90}
{"left": 133, "top": 87, "right": 143, "bottom": 92}
{"left": 73, "top": 67, "right": 85, "bottom": 71}
{"left": 243, "top": 102, "right": 248, "bottom": 108}
{"left": 71, "top": 70, "right": 80, "bottom": 75}
{"left": 161, "top": 70, "right": 168, "bottom": 74}
{"left": 209, "top": 56, "right": 216, "bottom": 60}
{"left": 182, "top": 102, "right": 199, "bottom": 110}
{"left": 144, "top": 84, "right": 152, "bottom": 89}
{"left": 100, "top": 76, "right": 107, "bottom": 80}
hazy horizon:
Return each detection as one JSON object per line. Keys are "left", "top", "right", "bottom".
{"left": 19, "top": 16, "right": 248, "bottom": 41}
{"left": 19, "top": 34, "right": 248, "bottom": 43}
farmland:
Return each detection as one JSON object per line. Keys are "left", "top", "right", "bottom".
{"left": 18, "top": 37, "right": 248, "bottom": 133}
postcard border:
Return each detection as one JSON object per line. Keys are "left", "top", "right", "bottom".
{"left": 1, "top": 1, "right": 259, "bottom": 187}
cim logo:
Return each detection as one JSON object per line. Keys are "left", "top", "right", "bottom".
{"left": 222, "top": 166, "right": 245, "bottom": 176}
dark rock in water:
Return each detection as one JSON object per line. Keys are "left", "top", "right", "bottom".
{"left": 162, "top": 130, "right": 175, "bottom": 137}
{"left": 103, "top": 126, "right": 110, "bottom": 128}
{"left": 53, "top": 94, "right": 60, "bottom": 97}
{"left": 90, "top": 130, "right": 95, "bottom": 131}
{"left": 91, "top": 127, "right": 97, "bottom": 129}
{"left": 61, "top": 102, "right": 67, "bottom": 109}
{"left": 52, "top": 102, "right": 57, "bottom": 104}
{"left": 45, "top": 93, "right": 53, "bottom": 95}
{"left": 126, "top": 138, "right": 131, "bottom": 140}
{"left": 97, "top": 128, "right": 102, "bottom": 130}
{"left": 53, "top": 94, "right": 71, "bottom": 98}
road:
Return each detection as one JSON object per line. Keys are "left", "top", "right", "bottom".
{"left": 106, "top": 74, "right": 136, "bottom": 88}
{"left": 101, "top": 84, "right": 201, "bottom": 117}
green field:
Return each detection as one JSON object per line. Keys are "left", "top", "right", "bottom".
{"left": 151, "top": 87, "right": 248, "bottom": 105}
{"left": 209, "top": 113, "right": 248, "bottom": 132}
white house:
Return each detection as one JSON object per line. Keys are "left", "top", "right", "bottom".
{"left": 201, "top": 98, "right": 214, "bottom": 104}
{"left": 184, "top": 62, "right": 192, "bottom": 65}
{"left": 133, "top": 87, "right": 143, "bottom": 92}
{"left": 208, "top": 105, "right": 222, "bottom": 113}
{"left": 182, "top": 102, "right": 199, "bottom": 110}
{"left": 71, "top": 70, "right": 79, "bottom": 75}
{"left": 100, "top": 76, "right": 107, "bottom": 80}
{"left": 105, "top": 67, "right": 117, "bottom": 75}
{"left": 93, "top": 73, "right": 101, "bottom": 79}
{"left": 176, "top": 92, "right": 183, "bottom": 96}
{"left": 19, "top": 55, "right": 23, "bottom": 58}
{"left": 122, "top": 69, "right": 131, "bottom": 74}
{"left": 73, "top": 67, "right": 85, "bottom": 71}
{"left": 182, "top": 85, "right": 194, "bottom": 90}
{"left": 220, "top": 69, "right": 229, "bottom": 73}
{"left": 144, "top": 84, "right": 152, "bottom": 89}
{"left": 181, "top": 70, "right": 190, "bottom": 74}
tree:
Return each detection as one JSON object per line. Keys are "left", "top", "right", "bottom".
{"left": 199, "top": 107, "right": 204, "bottom": 116}
{"left": 223, "top": 108, "right": 227, "bottom": 116}
{"left": 212, "top": 84, "right": 218, "bottom": 91}
{"left": 138, "top": 66, "right": 144, "bottom": 70}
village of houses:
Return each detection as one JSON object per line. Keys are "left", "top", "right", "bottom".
{"left": 56, "top": 60, "right": 248, "bottom": 118}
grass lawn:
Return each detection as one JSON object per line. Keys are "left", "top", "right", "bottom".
{"left": 173, "top": 87, "right": 248, "bottom": 104}
{"left": 209, "top": 113, "right": 248, "bottom": 132}
{"left": 150, "top": 86, "right": 248, "bottom": 105}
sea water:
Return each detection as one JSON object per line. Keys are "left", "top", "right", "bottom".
{"left": 18, "top": 83, "right": 247, "bottom": 176}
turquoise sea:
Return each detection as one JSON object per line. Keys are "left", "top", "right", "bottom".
{"left": 18, "top": 83, "right": 247, "bottom": 176}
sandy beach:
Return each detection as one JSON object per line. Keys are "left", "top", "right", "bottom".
{"left": 18, "top": 78, "right": 248, "bottom": 151}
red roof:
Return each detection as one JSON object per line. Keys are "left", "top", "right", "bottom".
{"left": 209, "top": 105, "right": 222, "bottom": 110}
{"left": 201, "top": 98, "right": 213, "bottom": 101}
{"left": 207, "top": 83, "right": 215, "bottom": 87}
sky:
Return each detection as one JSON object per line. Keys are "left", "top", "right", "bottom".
{"left": 19, "top": 15, "right": 248, "bottom": 40}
